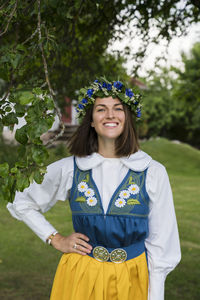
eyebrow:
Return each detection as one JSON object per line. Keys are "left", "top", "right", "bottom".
{"left": 95, "top": 103, "right": 123, "bottom": 108}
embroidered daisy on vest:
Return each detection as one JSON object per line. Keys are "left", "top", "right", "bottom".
{"left": 115, "top": 198, "right": 126, "bottom": 208}
{"left": 87, "top": 197, "right": 97, "bottom": 206}
{"left": 128, "top": 184, "right": 140, "bottom": 195}
{"left": 119, "top": 190, "right": 130, "bottom": 199}
{"left": 85, "top": 188, "right": 95, "bottom": 197}
{"left": 78, "top": 181, "right": 88, "bottom": 192}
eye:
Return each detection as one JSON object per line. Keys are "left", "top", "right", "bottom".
{"left": 96, "top": 108, "right": 105, "bottom": 112}
{"left": 115, "top": 107, "right": 124, "bottom": 111}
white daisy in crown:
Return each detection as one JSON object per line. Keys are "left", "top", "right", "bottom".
{"left": 115, "top": 198, "right": 126, "bottom": 208}
{"left": 128, "top": 184, "right": 140, "bottom": 195}
{"left": 84, "top": 188, "right": 95, "bottom": 197}
{"left": 87, "top": 196, "right": 97, "bottom": 206}
{"left": 78, "top": 181, "right": 88, "bottom": 192}
{"left": 119, "top": 190, "right": 130, "bottom": 199}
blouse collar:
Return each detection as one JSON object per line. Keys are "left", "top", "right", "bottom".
{"left": 75, "top": 150, "right": 152, "bottom": 172}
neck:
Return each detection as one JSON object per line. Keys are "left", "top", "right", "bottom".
{"left": 97, "top": 137, "right": 117, "bottom": 158}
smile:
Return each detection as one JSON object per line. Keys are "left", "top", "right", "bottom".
{"left": 103, "top": 122, "right": 119, "bottom": 127}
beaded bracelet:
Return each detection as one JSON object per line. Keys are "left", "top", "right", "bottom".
{"left": 46, "top": 231, "right": 58, "bottom": 245}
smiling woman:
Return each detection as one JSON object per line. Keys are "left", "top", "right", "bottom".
{"left": 7, "top": 78, "right": 181, "bottom": 300}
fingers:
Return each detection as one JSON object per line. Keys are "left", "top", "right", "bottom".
{"left": 74, "top": 232, "right": 90, "bottom": 242}
{"left": 72, "top": 243, "right": 92, "bottom": 255}
{"left": 70, "top": 232, "right": 92, "bottom": 255}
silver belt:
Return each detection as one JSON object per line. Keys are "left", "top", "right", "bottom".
{"left": 92, "top": 246, "right": 127, "bottom": 263}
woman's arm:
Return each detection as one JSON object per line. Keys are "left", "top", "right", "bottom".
{"left": 145, "top": 160, "right": 181, "bottom": 300}
{"left": 7, "top": 157, "right": 74, "bottom": 242}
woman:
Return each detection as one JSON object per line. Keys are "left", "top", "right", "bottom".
{"left": 7, "top": 78, "right": 181, "bottom": 300}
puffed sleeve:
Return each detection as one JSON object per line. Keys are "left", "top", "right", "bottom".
{"left": 145, "top": 160, "right": 181, "bottom": 300}
{"left": 7, "top": 156, "right": 74, "bottom": 242}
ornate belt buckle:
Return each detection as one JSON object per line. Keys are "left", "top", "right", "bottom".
{"left": 110, "top": 248, "right": 127, "bottom": 263}
{"left": 93, "top": 246, "right": 109, "bottom": 262}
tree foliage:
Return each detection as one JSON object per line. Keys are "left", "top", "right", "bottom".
{"left": 0, "top": 0, "right": 200, "bottom": 203}
{"left": 141, "top": 42, "right": 200, "bottom": 147}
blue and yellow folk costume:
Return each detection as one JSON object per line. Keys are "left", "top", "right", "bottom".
{"left": 50, "top": 158, "right": 149, "bottom": 300}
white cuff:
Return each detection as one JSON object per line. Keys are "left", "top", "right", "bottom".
{"left": 148, "top": 272, "right": 166, "bottom": 300}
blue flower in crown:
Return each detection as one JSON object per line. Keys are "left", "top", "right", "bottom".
{"left": 113, "top": 81, "right": 123, "bottom": 90}
{"left": 87, "top": 89, "right": 94, "bottom": 98}
{"left": 126, "top": 88, "right": 134, "bottom": 98}
{"left": 136, "top": 108, "right": 141, "bottom": 118}
{"left": 81, "top": 98, "right": 88, "bottom": 104}
{"left": 107, "top": 83, "right": 112, "bottom": 91}
{"left": 76, "top": 77, "right": 142, "bottom": 120}
{"left": 78, "top": 103, "right": 84, "bottom": 109}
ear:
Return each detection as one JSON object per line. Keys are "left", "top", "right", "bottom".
{"left": 91, "top": 122, "right": 94, "bottom": 127}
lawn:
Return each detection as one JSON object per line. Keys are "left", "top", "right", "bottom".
{"left": 0, "top": 138, "right": 200, "bottom": 299}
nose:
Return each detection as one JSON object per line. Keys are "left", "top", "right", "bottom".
{"left": 106, "top": 108, "right": 114, "bottom": 119}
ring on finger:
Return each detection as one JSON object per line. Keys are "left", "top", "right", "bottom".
{"left": 73, "top": 243, "right": 78, "bottom": 250}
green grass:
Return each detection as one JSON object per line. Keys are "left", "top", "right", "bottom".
{"left": 141, "top": 138, "right": 200, "bottom": 300}
{"left": 0, "top": 137, "right": 200, "bottom": 299}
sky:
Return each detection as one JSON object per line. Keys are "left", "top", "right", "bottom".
{"left": 108, "top": 22, "right": 200, "bottom": 77}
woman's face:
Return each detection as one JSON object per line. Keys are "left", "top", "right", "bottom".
{"left": 91, "top": 97, "right": 125, "bottom": 142}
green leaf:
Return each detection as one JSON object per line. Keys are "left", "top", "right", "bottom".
{"left": 80, "top": 88, "right": 87, "bottom": 94}
{"left": 16, "top": 44, "right": 27, "bottom": 53}
{"left": 2, "top": 113, "right": 18, "bottom": 126}
{"left": 127, "top": 199, "right": 140, "bottom": 205}
{"left": 32, "top": 88, "right": 43, "bottom": 95}
{"left": 18, "top": 91, "right": 34, "bottom": 105}
{"left": 27, "top": 119, "right": 51, "bottom": 139}
{"left": 33, "top": 169, "right": 44, "bottom": 184}
{"left": 15, "top": 103, "right": 26, "bottom": 117}
{"left": 75, "top": 196, "right": 86, "bottom": 202}
{"left": 15, "top": 125, "right": 28, "bottom": 145}
{"left": 31, "top": 145, "right": 49, "bottom": 164}
{"left": 16, "top": 173, "right": 30, "bottom": 192}
{"left": 44, "top": 96, "right": 54, "bottom": 110}
{"left": 82, "top": 174, "right": 89, "bottom": 182}
{"left": 128, "top": 177, "right": 134, "bottom": 185}
{"left": 10, "top": 167, "right": 18, "bottom": 174}
{"left": 11, "top": 53, "right": 22, "bottom": 69}
{"left": 5, "top": 106, "right": 12, "bottom": 112}
{"left": 0, "top": 163, "right": 9, "bottom": 178}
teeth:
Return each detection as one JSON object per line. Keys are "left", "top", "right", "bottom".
{"left": 104, "top": 123, "right": 117, "bottom": 127}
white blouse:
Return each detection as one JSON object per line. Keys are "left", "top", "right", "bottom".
{"left": 7, "top": 150, "right": 181, "bottom": 300}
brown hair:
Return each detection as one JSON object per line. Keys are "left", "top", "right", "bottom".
{"left": 68, "top": 103, "right": 139, "bottom": 157}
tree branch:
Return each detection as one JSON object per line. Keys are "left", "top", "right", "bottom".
{"left": 37, "top": 0, "right": 65, "bottom": 146}
{"left": 22, "top": 27, "right": 38, "bottom": 45}
{"left": 0, "top": 0, "right": 10, "bottom": 11}
{"left": 0, "top": 0, "right": 18, "bottom": 37}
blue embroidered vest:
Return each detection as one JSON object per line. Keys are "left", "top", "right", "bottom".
{"left": 69, "top": 157, "right": 150, "bottom": 261}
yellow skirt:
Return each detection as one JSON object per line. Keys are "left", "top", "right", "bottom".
{"left": 50, "top": 252, "right": 148, "bottom": 300}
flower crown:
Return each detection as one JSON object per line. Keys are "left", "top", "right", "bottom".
{"left": 76, "top": 78, "right": 142, "bottom": 120}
